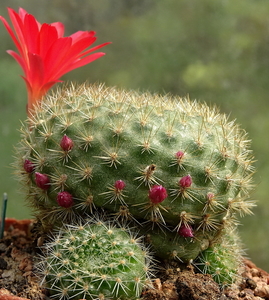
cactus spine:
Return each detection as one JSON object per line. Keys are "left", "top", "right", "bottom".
{"left": 37, "top": 218, "right": 151, "bottom": 300}
{"left": 16, "top": 83, "right": 255, "bottom": 262}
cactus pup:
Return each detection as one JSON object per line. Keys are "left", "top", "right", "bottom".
{"left": 37, "top": 217, "right": 152, "bottom": 300}
{"left": 193, "top": 228, "right": 244, "bottom": 285}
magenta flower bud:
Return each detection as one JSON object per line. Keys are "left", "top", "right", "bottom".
{"left": 57, "top": 191, "right": 74, "bottom": 208}
{"left": 178, "top": 224, "right": 194, "bottom": 238}
{"left": 175, "top": 151, "right": 184, "bottom": 159}
{"left": 60, "top": 134, "right": 74, "bottom": 151}
{"left": 23, "top": 159, "right": 34, "bottom": 173}
{"left": 35, "top": 172, "right": 50, "bottom": 190}
{"left": 179, "top": 175, "right": 192, "bottom": 188}
{"left": 148, "top": 185, "right": 168, "bottom": 204}
{"left": 114, "top": 180, "right": 126, "bottom": 191}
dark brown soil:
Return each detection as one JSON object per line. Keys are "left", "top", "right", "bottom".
{"left": 0, "top": 219, "right": 47, "bottom": 300}
{"left": 1, "top": 219, "right": 269, "bottom": 300}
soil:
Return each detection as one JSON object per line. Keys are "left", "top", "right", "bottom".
{"left": 0, "top": 219, "right": 269, "bottom": 300}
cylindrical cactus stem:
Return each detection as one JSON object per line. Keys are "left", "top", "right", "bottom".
{"left": 37, "top": 217, "right": 152, "bottom": 300}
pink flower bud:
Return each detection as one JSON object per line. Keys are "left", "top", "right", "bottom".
{"left": 207, "top": 192, "right": 215, "bottom": 200}
{"left": 114, "top": 180, "right": 126, "bottom": 191}
{"left": 178, "top": 224, "right": 194, "bottom": 238}
{"left": 23, "top": 159, "right": 34, "bottom": 173}
{"left": 35, "top": 172, "right": 50, "bottom": 190}
{"left": 179, "top": 175, "right": 192, "bottom": 188}
{"left": 57, "top": 191, "right": 74, "bottom": 208}
{"left": 149, "top": 185, "right": 168, "bottom": 204}
{"left": 60, "top": 134, "right": 74, "bottom": 151}
{"left": 175, "top": 151, "right": 184, "bottom": 159}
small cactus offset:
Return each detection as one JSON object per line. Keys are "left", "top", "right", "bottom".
{"left": 37, "top": 217, "right": 152, "bottom": 300}
{"left": 193, "top": 228, "right": 244, "bottom": 285}
{"left": 16, "top": 83, "right": 255, "bottom": 261}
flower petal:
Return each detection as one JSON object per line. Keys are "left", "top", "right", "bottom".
{"left": 43, "top": 37, "right": 73, "bottom": 80}
{"left": 79, "top": 42, "right": 111, "bottom": 57}
{"left": 23, "top": 13, "right": 40, "bottom": 53}
{"left": 65, "top": 36, "right": 97, "bottom": 60}
{"left": 0, "top": 15, "right": 23, "bottom": 56}
{"left": 51, "top": 22, "right": 64, "bottom": 37}
{"left": 27, "top": 53, "right": 44, "bottom": 90}
{"left": 6, "top": 50, "right": 27, "bottom": 74}
{"left": 67, "top": 52, "right": 106, "bottom": 72}
{"left": 7, "top": 8, "right": 27, "bottom": 57}
{"left": 70, "top": 30, "right": 96, "bottom": 43}
{"left": 38, "top": 23, "right": 59, "bottom": 57}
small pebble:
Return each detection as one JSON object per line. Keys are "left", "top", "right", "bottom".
{"left": 2, "top": 269, "right": 15, "bottom": 281}
{"left": 250, "top": 268, "right": 260, "bottom": 277}
{"left": 246, "top": 278, "right": 257, "bottom": 290}
{"left": 254, "top": 281, "right": 269, "bottom": 298}
{"left": 0, "top": 243, "right": 7, "bottom": 253}
{"left": 0, "top": 257, "right": 8, "bottom": 270}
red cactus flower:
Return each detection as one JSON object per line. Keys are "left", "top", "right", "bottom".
{"left": 0, "top": 7, "right": 110, "bottom": 114}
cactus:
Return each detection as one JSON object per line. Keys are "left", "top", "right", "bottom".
{"left": 36, "top": 217, "right": 152, "bottom": 300}
{"left": 193, "top": 228, "right": 244, "bottom": 286}
{"left": 16, "top": 83, "right": 255, "bottom": 262}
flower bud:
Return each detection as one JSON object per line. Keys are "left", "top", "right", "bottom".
{"left": 149, "top": 185, "right": 168, "bottom": 204}
{"left": 35, "top": 172, "right": 50, "bottom": 190}
{"left": 57, "top": 191, "right": 74, "bottom": 208}
{"left": 178, "top": 224, "right": 194, "bottom": 238}
{"left": 179, "top": 175, "right": 192, "bottom": 188}
{"left": 23, "top": 159, "right": 34, "bottom": 173}
{"left": 60, "top": 134, "right": 74, "bottom": 151}
{"left": 114, "top": 180, "right": 126, "bottom": 191}
{"left": 175, "top": 151, "right": 184, "bottom": 159}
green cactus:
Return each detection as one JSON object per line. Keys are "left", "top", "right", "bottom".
{"left": 37, "top": 217, "right": 152, "bottom": 300}
{"left": 16, "top": 83, "right": 255, "bottom": 262}
{"left": 193, "top": 228, "right": 244, "bottom": 286}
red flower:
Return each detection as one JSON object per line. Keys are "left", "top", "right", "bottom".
{"left": 0, "top": 8, "right": 110, "bottom": 114}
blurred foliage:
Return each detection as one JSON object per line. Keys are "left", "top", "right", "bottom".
{"left": 0, "top": 0, "right": 269, "bottom": 269}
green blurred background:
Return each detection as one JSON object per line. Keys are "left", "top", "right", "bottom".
{"left": 1, "top": 0, "right": 269, "bottom": 270}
